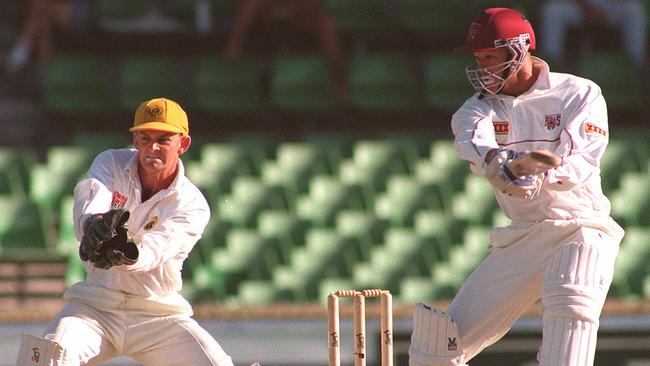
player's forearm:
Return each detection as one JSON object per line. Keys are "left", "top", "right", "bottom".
{"left": 73, "top": 178, "right": 114, "bottom": 240}
{"left": 452, "top": 110, "right": 500, "bottom": 172}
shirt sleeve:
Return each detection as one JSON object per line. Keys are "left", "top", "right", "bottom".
{"left": 72, "top": 151, "right": 116, "bottom": 240}
{"left": 451, "top": 98, "right": 501, "bottom": 175}
{"left": 546, "top": 82, "right": 609, "bottom": 190}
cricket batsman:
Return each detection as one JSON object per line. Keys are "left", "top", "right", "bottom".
{"left": 408, "top": 8, "right": 625, "bottom": 366}
{"left": 16, "top": 98, "right": 235, "bottom": 365}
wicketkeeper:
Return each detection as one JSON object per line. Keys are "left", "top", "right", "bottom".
{"left": 409, "top": 8, "right": 625, "bottom": 366}
{"left": 17, "top": 98, "right": 235, "bottom": 365}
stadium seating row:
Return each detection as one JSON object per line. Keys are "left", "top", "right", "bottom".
{"left": 43, "top": 52, "right": 472, "bottom": 115}
{"left": 43, "top": 50, "right": 649, "bottom": 118}
{"left": 1, "top": 134, "right": 649, "bottom": 304}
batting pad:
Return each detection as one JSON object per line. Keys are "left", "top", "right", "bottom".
{"left": 16, "top": 334, "right": 63, "bottom": 366}
{"left": 539, "top": 241, "right": 615, "bottom": 366}
{"left": 409, "top": 303, "right": 467, "bottom": 366}
{"left": 539, "top": 317, "right": 597, "bottom": 366}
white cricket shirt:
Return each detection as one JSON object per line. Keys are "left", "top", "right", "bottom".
{"left": 451, "top": 57, "right": 612, "bottom": 222}
{"left": 72, "top": 148, "right": 210, "bottom": 298}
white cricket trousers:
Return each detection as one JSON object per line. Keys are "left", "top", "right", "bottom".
{"left": 42, "top": 282, "right": 234, "bottom": 366}
{"left": 447, "top": 217, "right": 623, "bottom": 365}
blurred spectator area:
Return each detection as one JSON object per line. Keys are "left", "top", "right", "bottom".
{"left": 0, "top": 0, "right": 648, "bottom": 149}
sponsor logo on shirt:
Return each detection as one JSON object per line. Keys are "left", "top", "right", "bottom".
{"left": 493, "top": 121, "right": 509, "bottom": 134}
{"left": 144, "top": 216, "right": 159, "bottom": 231}
{"left": 544, "top": 113, "right": 561, "bottom": 130}
{"left": 111, "top": 191, "right": 128, "bottom": 209}
{"left": 585, "top": 122, "right": 607, "bottom": 137}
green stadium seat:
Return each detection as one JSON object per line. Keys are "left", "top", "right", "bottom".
{"left": 429, "top": 226, "right": 491, "bottom": 299}
{"left": 303, "top": 132, "right": 357, "bottom": 167}
{"left": 225, "top": 134, "right": 280, "bottom": 175}
{"left": 193, "top": 57, "right": 262, "bottom": 114}
{"left": 324, "top": 0, "right": 389, "bottom": 34}
{"left": 611, "top": 227, "right": 650, "bottom": 298}
{"left": 398, "top": 276, "right": 435, "bottom": 305}
{"left": 348, "top": 54, "right": 418, "bottom": 112}
{"left": 353, "top": 228, "right": 429, "bottom": 292}
{"left": 413, "top": 210, "right": 462, "bottom": 262}
{"left": 185, "top": 142, "right": 258, "bottom": 201}
{"left": 0, "top": 148, "right": 34, "bottom": 199}
{"left": 451, "top": 175, "right": 498, "bottom": 225}
{"left": 599, "top": 139, "right": 638, "bottom": 193}
{"left": 352, "top": 250, "right": 394, "bottom": 291}
{"left": 236, "top": 280, "right": 280, "bottom": 305}
{"left": 424, "top": 53, "right": 472, "bottom": 111}
{"left": 261, "top": 142, "right": 332, "bottom": 197}
{"left": 29, "top": 146, "right": 95, "bottom": 213}
{"left": 202, "top": 142, "right": 260, "bottom": 174}
{"left": 318, "top": 277, "right": 356, "bottom": 302}
{"left": 415, "top": 140, "right": 468, "bottom": 209}
{"left": 575, "top": 52, "right": 644, "bottom": 111}
{"left": 609, "top": 172, "right": 650, "bottom": 227}
{"left": 395, "top": 0, "right": 466, "bottom": 36}
{"left": 335, "top": 209, "right": 386, "bottom": 262}
{"left": 492, "top": 210, "right": 512, "bottom": 227}
{"left": 273, "top": 228, "right": 351, "bottom": 300}
{"left": 256, "top": 210, "right": 307, "bottom": 263}
{"left": 118, "top": 56, "right": 185, "bottom": 111}
{"left": 56, "top": 196, "right": 77, "bottom": 256}
{"left": 384, "top": 228, "right": 434, "bottom": 275}
{"left": 375, "top": 174, "right": 443, "bottom": 226}
{"left": 209, "top": 228, "right": 278, "bottom": 295}
{"left": 196, "top": 215, "right": 230, "bottom": 256}
{"left": 191, "top": 264, "right": 229, "bottom": 300}
{"left": 270, "top": 54, "right": 337, "bottom": 112}
{"left": 43, "top": 54, "right": 114, "bottom": 114}
{"left": 339, "top": 140, "right": 412, "bottom": 198}
{"left": 0, "top": 197, "right": 56, "bottom": 257}
{"left": 217, "top": 176, "right": 288, "bottom": 227}
{"left": 296, "top": 176, "right": 365, "bottom": 227}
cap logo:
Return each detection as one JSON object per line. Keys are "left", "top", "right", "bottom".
{"left": 469, "top": 22, "right": 481, "bottom": 40}
{"left": 147, "top": 105, "right": 164, "bottom": 117}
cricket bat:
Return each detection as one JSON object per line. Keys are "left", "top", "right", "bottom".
{"left": 508, "top": 149, "right": 561, "bottom": 176}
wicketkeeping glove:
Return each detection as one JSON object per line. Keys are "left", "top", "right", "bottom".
{"left": 79, "top": 209, "right": 138, "bottom": 268}
{"left": 91, "top": 223, "right": 139, "bottom": 269}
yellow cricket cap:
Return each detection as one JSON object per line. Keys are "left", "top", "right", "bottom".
{"left": 130, "top": 98, "right": 189, "bottom": 135}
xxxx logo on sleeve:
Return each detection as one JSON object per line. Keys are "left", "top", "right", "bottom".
{"left": 584, "top": 122, "right": 607, "bottom": 138}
